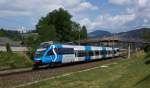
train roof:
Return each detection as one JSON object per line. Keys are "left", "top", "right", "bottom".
{"left": 52, "top": 44, "right": 119, "bottom": 51}
{"left": 37, "top": 43, "right": 119, "bottom": 51}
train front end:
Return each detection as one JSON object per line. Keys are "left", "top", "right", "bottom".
{"left": 33, "top": 43, "right": 53, "bottom": 69}
{"left": 34, "top": 48, "right": 46, "bottom": 65}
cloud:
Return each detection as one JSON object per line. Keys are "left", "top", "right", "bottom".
{"left": 75, "top": 2, "right": 98, "bottom": 11}
{"left": 83, "top": 0, "right": 150, "bottom": 32}
{"left": 0, "top": 0, "right": 98, "bottom": 30}
{"left": 80, "top": 13, "right": 136, "bottom": 32}
{"left": 137, "top": 0, "right": 148, "bottom": 7}
{"left": 0, "top": 10, "right": 31, "bottom": 17}
{"left": 109, "top": 0, "right": 149, "bottom": 8}
{"left": 109, "top": 0, "right": 130, "bottom": 5}
{"left": 0, "top": 0, "right": 98, "bottom": 17}
{"left": 0, "top": 0, "right": 150, "bottom": 33}
{"left": 109, "top": 0, "right": 149, "bottom": 7}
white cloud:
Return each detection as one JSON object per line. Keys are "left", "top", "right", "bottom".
{"left": 0, "top": 10, "right": 31, "bottom": 17}
{"left": 109, "top": 0, "right": 130, "bottom": 5}
{"left": 0, "top": 0, "right": 98, "bottom": 17}
{"left": 0, "top": 0, "right": 150, "bottom": 33}
{"left": 80, "top": 13, "right": 136, "bottom": 32}
{"left": 109, "top": 0, "right": 149, "bottom": 7}
{"left": 80, "top": 18, "right": 91, "bottom": 26}
{"left": 102, "top": 0, "right": 150, "bottom": 32}
{"left": 144, "top": 19, "right": 148, "bottom": 23}
{"left": 137, "top": 0, "right": 148, "bottom": 7}
{"left": 78, "top": 2, "right": 98, "bottom": 11}
{"left": 0, "top": 0, "right": 98, "bottom": 29}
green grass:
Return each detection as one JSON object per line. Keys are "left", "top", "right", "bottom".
{"left": 0, "top": 52, "right": 32, "bottom": 70}
{"left": 18, "top": 52, "right": 150, "bottom": 88}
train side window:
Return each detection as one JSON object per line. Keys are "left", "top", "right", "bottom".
{"left": 57, "top": 48, "right": 74, "bottom": 55}
{"left": 101, "top": 50, "right": 107, "bottom": 55}
{"left": 47, "top": 50, "right": 54, "bottom": 56}
{"left": 77, "top": 51, "right": 86, "bottom": 57}
{"left": 88, "top": 51, "right": 94, "bottom": 56}
{"left": 101, "top": 50, "right": 103, "bottom": 55}
{"left": 108, "top": 51, "right": 111, "bottom": 54}
{"left": 95, "top": 51, "right": 99, "bottom": 55}
{"left": 117, "top": 49, "right": 120, "bottom": 52}
{"left": 85, "top": 51, "right": 89, "bottom": 56}
{"left": 107, "top": 51, "right": 109, "bottom": 54}
{"left": 113, "top": 50, "right": 116, "bottom": 54}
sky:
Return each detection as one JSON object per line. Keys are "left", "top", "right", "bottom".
{"left": 0, "top": 0, "right": 150, "bottom": 33}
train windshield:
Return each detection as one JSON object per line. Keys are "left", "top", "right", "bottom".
{"left": 34, "top": 48, "right": 46, "bottom": 58}
{"left": 39, "top": 43, "right": 50, "bottom": 49}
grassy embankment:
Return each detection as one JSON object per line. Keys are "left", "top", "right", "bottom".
{"left": 0, "top": 52, "right": 32, "bottom": 70}
{"left": 19, "top": 51, "right": 150, "bottom": 88}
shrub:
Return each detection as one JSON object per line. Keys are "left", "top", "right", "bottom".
{"left": 0, "top": 52, "right": 32, "bottom": 70}
{"left": 26, "top": 49, "right": 34, "bottom": 61}
{"left": 144, "top": 45, "right": 150, "bottom": 53}
{"left": 6, "top": 43, "right": 12, "bottom": 53}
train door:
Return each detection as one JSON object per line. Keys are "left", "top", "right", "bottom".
{"left": 74, "top": 51, "right": 79, "bottom": 62}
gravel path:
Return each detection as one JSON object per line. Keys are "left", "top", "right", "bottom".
{"left": 0, "top": 57, "right": 124, "bottom": 88}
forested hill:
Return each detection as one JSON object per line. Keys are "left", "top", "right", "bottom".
{"left": 117, "top": 28, "right": 150, "bottom": 41}
{"left": 88, "top": 28, "right": 150, "bottom": 41}
{"left": 88, "top": 30, "right": 112, "bottom": 38}
{"left": 0, "top": 28, "right": 22, "bottom": 41}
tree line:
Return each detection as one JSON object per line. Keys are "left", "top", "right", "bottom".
{"left": 0, "top": 28, "right": 22, "bottom": 41}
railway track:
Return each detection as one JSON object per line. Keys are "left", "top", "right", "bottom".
{"left": 0, "top": 68, "right": 32, "bottom": 76}
{"left": 0, "top": 57, "right": 126, "bottom": 88}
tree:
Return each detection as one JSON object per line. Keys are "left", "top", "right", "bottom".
{"left": 71, "top": 21, "right": 81, "bottom": 40}
{"left": 80, "top": 26, "right": 88, "bottom": 39}
{"left": 36, "top": 8, "right": 85, "bottom": 43}
{"left": 37, "top": 24, "right": 57, "bottom": 42}
{"left": 143, "top": 28, "right": 150, "bottom": 41}
{"left": 144, "top": 45, "right": 150, "bottom": 53}
{"left": 24, "top": 34, "right": 40, "bottom": 60}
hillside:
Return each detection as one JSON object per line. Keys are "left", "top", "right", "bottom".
{"left": 88, "top": 28, "right": 150, "bottom": 41}
{"left": 117, "top": 28, "right": 150, "bottom": 41}
{"left": 88, "top": 30, "right": 112, "bottom": 38}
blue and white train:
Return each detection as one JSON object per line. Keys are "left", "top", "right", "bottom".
{"left": 33, "top": 44, "right": 120, "bottom": 69}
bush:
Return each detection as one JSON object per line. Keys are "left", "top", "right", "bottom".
{"left": 0, "top": 52, "right": 32, "bottom": 70}
{"left": 145, "top": 52, "right": 150, "bottom": 58}
{"left": 144, "top": 45, "right": 150, "bottom": 53}
{"left": 6, "top": 43, "right": 12, "bottom": 53}
{"left": 26, "top": 50, "right": 35, "bottom": 61}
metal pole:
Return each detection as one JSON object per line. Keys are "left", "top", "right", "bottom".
{"left": 79, "top": 28, "right": 80, "bottom": 45}
{"left": 113, "top": 33, "right": 114, "bottom": 48}
{"left": 128, "top": 43, "right": 131, "bottom": 58}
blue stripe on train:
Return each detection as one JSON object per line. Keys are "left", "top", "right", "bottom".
{"left": 42, "top": 44, "right": 63, "bottom": 64}
{"left": 85, "top": 46, "right": 92, "bottom": 61}
{"left": 42, "top": 45, "right": 53, "bottom": 64}
{"left": 54, "top": 44, "right": 63, "bottom": 63}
